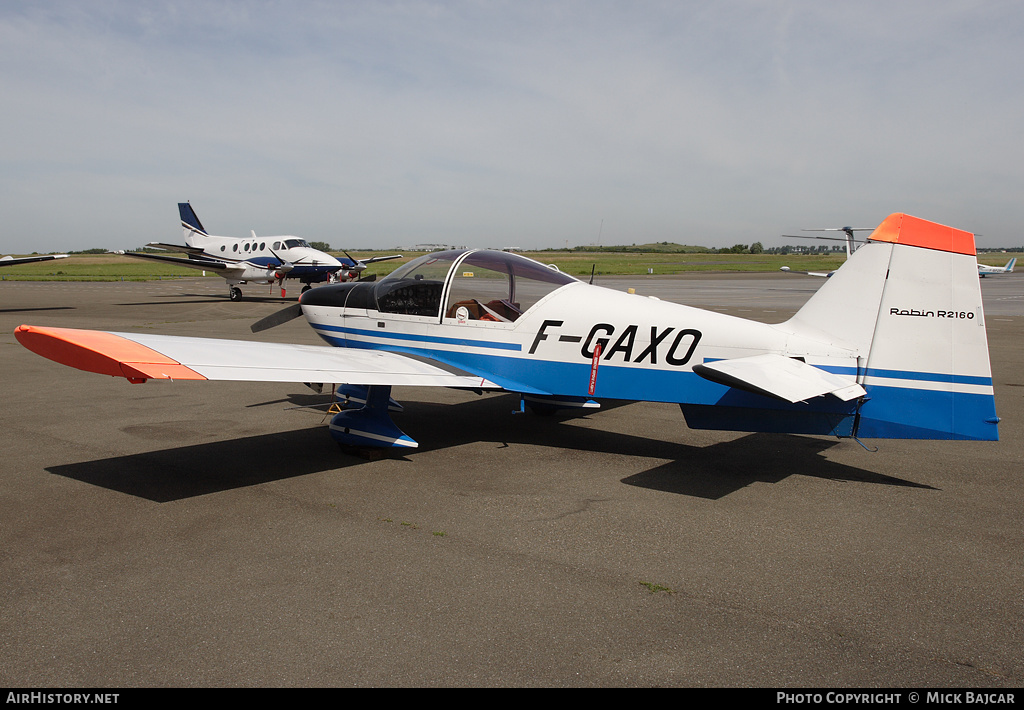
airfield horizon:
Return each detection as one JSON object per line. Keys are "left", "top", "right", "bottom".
{"left": 2, "top": 248, "right": 1022, "bottom": 281}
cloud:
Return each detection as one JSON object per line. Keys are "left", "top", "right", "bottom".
{"left": 1, "top": 0, "right": 1022, "bottom": 252}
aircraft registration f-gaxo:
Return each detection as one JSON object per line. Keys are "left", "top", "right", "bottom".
{"left": 16, "top": 213, "right": 999, "bottom": 450}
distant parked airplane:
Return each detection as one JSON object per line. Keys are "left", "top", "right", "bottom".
{"left": 978, "top": 258, "right": 1015, "bottom": 277}
{"left": 124, "top": 203, "right": 398, "bottom": 300}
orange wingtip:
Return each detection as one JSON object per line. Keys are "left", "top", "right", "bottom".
{"left": 868, "top": 213, "right": 976, "bottom": 256}
{"left": 15, "top": 325, "right": 206, "bottom": 382}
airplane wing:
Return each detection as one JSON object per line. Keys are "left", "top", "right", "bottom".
{"left": 147, "top": 242, "right": 205, "bottom": 253}
{"left": 693, "top": 354, "right": 865, "bottom": 403}
{"left": 1, "top": 254, "right": 68, "bottom": 267}
{"left": 14, "top": 325, "right": 500, "bottom": 389}
{"left": 360, "top": 254, "right": 404, "bottom": 265}
{"left": 123, "top": 251, "right": 231, "bottom": 271}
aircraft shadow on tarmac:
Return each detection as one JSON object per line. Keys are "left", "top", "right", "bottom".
{"left": 116, "top": 295, "right": 300, "bottom": 306}
{"left": 0, "top": 306, "right": 75, "bottom": 314}
{"left": 46, "top": 392, "right": 933, "bottom": 502}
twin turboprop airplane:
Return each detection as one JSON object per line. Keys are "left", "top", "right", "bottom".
{"left": 16, "top": 213, "right": 999, "bottom": 451}
{"left": 978, "top": 258, "right": 1015, "bottom": 277}
{"left": 125, "top": 203, "right": 401, "bottom": 300}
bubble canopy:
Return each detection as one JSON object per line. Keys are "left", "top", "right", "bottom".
{"left": 373, "top": 249, "right": 579, "bottom": 321}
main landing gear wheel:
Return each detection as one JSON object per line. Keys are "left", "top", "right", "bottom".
{"left": 229, "top": 287, "right": 242, "bottom": 301}
{"left": 301, "top": 284, "right": 312, "bottom": 294}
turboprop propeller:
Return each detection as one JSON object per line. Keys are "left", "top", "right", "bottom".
{"left": 266, "top": 249, "right": 301, "bottom": 296}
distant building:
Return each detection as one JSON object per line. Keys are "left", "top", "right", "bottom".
{"left": 412, "top": 243, "right": 455, "bottom": 251}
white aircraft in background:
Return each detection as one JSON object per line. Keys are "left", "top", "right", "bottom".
{"left": 125, "top": 203, "right": 401, "bottom": 301}
{"left": 978, "top": 258, "right": 1015, "bottom": 277}
{"left": 17, "top": 213, "right": 999, "bottom": 451}
{"left": 1, "top": 254, "right": 67, "bottom": 266}
{"left": 779, "top": 226, "right": 873, "bottom": 277}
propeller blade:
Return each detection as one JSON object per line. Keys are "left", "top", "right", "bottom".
{"left": 250, "top": 303, "right": 304, "bottom": 333}
{"left": 342, "top": 250, "right": 365, "bottom": 270}
{"left": 267, "top": 249, "right": 297, "bottom": 272}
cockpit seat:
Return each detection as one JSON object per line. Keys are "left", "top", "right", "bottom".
{"left": 446, "top": 299, "right": 519, "bottom": 323}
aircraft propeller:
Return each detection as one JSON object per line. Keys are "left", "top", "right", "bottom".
{"left": 339, "top": 250, "right": 368, "bottom": 281}
{"left": 262, "top": 249, "right": 306, "bottom": 296}
{"left": 251, "top": 303, "right": 304, "bottom": 333}
{"left": 266, "top": 249, "right": 302, "bottom": 276}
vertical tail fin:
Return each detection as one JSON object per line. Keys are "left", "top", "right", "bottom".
{"left": 178, "top": 202, "right": 208, "bottom": 243}
{"left": 1006, "top": 258, "right": 1016, "bottom": 272}
{"left": 784, "top": 213, "right": 998, "bottom": 440}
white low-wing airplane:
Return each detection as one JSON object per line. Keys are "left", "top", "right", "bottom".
{"left": 978, "top": 258, "right": 1015, "bottom": 277}
{"left": 125, "top": 203, "right": 401, "bottom": 300}
{"left": 16, "top": 213, "right": 999, "bottom": 449}
{"left": 1, "top": 254, "right": 68, "bottom": 266}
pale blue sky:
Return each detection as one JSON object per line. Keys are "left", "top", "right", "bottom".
{"left": 2, "top": 0, "right": 1022, "bottom": 252}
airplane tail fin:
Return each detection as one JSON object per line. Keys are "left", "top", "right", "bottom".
{"left": 1006, "top": 258, "right": 1016, "bottom": 272}
{"left": 178, "top": 202, "right": 208, "bottom": 243}
{"left": 782, "top": 213, "right": 998, "bottom": 440}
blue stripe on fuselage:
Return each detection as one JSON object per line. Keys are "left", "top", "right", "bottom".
{"left": 312, "top": 323, "right": 523, "bottom": 352}
{"left": 321, "top": 332, "right": 998, "bottom": 441}
{"left": 704, "top": 359, "right": 993, "bottom": 388}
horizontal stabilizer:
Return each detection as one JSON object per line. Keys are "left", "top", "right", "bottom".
{"left": 693, "top": 354, "right": 865, "bottom": 403}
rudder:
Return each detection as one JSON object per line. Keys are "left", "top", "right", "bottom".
{"left": 178, "top": 202, "right": 207, "bottom": 239}
{"left": 784, "top": 213, "right": 998, "bottom": 440}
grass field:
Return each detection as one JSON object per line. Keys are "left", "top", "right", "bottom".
{"left": 0, "top": 250, "right": 1020, "bottom": 281}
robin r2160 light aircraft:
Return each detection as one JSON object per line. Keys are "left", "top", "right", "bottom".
{"left": 16, "top": 213, "right": 999, "bottom": 450}
{"left": 124, "top": 203, "right": 402, "bottom": 301}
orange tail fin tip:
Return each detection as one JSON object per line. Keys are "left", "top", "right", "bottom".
{"left": 869, "top": 213, "right": 976, "bottom": 256}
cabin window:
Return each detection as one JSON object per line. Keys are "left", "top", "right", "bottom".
{"left": 445, "top": 252, "right": 576, "bottom": 323}
{"left": 374, "top": 251, "right": 461, "bottom": 317}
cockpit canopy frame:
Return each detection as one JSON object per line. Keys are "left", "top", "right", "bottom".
{"left": 374, "top": 249, "right": 578, "bottom": 323}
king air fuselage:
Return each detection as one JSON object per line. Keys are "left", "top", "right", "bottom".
{"left": 188, "top": 234, "right": 342, "bottom": 285}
